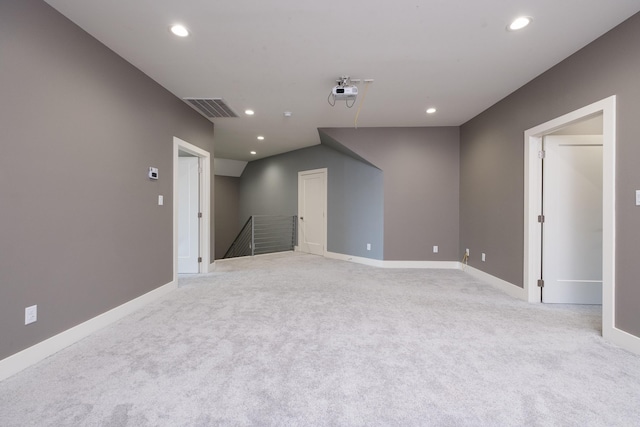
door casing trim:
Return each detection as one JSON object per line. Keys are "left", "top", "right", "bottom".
{"left": 523, "top": 96, "right": 621, "bottom": 342}
{"left": 173, "top": 137, "right": 211, "bottom": 279}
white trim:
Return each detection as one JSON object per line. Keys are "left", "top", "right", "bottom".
{"left": 214, "top": 251, "right": 296, "bottom": 266}
{"left": 523, "top": 96, "right": 628, "bottom": 347}
{"left": 209, "top": 262, "right": 216, "bottom": 272}
{"left": 324, "top": 251, "right": 461, "bottom": 269}
{"left": 606, "top": 327, "right": 640, "bottom": 356}
{"left": 325, "top": 251, "right": 385, "bottom": 267}
{"left": 380, "top": 260, "right": 461, "bottom": 269}
{"left": 0, "top": 280, "right": 176, "bottom": 382}
{"left": 464, "top": 265, "right": 527, "bottom": 300}
{"left": 173, "top": 137, "right": 211, "bottom": 280}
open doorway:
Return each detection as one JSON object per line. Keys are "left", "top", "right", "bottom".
{"left": 523, "top": 96, "right": 615, "bottom": 337}
{"left": 173, "top": 137, "right": 211, "bottom": 280}
{"left": 541, "top": 120, "right": 603, "bottom": 304}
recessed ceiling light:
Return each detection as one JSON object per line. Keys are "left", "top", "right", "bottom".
{"left": 508, "top": 16, "right": 532, "bottom": 31}
{"left": 257, "top": 136, "right": 265, "bottom": 140}
{"left": 250, "top": 151, "right": 257, "bottom": 155}
{"left": 170, "top": 25, "right": 189, "bottom": 37}
{"left": 245, "top": 109, "right": 255, "bottom": 116}
{"left": 426, "top": 108, "right": 437, "bottom": 114}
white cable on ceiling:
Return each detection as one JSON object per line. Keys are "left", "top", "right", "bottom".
{"left": 354, "top": 80, "right": 373, "bottom": 129}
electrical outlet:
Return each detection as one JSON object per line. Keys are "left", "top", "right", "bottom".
{"left": 433, "top": 245, "right": 439, "bottom": 253}
{"left": 366, "top": 243, "right": 371, "bottom": 251}
{"left": 25, "top": 305, "right": 37, "bottom": 325}
{"left": 482, "top": 253, "right": 486, "bottom": 262}
{"left": 636, "top": 190, "right": 640, "bottom": 206}
{"left": 465, "top": 248, "right": 470, "bottom": 256}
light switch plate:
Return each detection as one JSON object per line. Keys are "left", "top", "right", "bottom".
{"left": 158, "top": 195, "right": 164, "bottom": 206}
{"left": 636, "top": 190, "right": 640, "bottom": 206}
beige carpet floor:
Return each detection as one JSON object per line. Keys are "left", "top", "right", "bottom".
{"left": 0, "top": 252, "right": 639, "bottom": 426}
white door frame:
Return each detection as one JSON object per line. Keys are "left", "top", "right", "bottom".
{"left": 173, "top": 137, "right": 211, "bottom": 280}
{"left": 523, "top": 96, "right": 624, "bottom": 342}
{"left": 297, "top": 168, "right": 328, "bottom": 255}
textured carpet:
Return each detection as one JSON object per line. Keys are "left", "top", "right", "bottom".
{"left": 0, "top": 252, "right": 639, "bottom": 426}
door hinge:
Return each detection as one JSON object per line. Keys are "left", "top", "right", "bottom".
{"left": 538, "top": 150, "right": 546, "bottom": 159}
{"left": 537, "top": 279, "right": 544, "bottom": 288}
{"left": 538, "top": 215, "right": 545, "bottom": 223}
{"left": 198, "top": 257, "right": 202, "bottom": 263}
{"left": 198, "top": 212, "right": 202, "bottom": 218}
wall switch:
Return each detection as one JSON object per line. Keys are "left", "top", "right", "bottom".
{"left": 366, "top": 243, "right": 371, "bottom": 251}
{"left": 433, "top": 246, "right": 439, "bottom": 253}
{"left": 465, "top": 248, "right": 470, "bottom": 256}
{"left": 158, "top": 195, "right": 164, "bottom": 206}
{"left": 636, "top": 190, "right": 640, "bottom": 206}
{"left": 482, "top": 253, "right": 486, "bottom": 262}
{"left": 25, "top": 305, "right": 37, "bottom": 325}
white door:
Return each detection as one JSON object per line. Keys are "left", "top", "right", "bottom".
{"left": 178, "top": 157, "right": 200, "bottom": 273}
{"left": 542, "top": 135, "right": 602, "bottom": 304}
{"left": 298, "top": 169, "right": 327, "bottom": 256}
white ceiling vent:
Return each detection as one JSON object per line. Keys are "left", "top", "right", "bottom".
{"left": 184, "top": 98, "right": 239, "bottom": 118}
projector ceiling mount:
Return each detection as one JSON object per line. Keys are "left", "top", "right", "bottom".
{"left": 328, "top": 75, "right": 359, "bottom": 108}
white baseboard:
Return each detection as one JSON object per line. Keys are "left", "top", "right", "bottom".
{"left": 325, "top": 251, "right": 385, "bottom": 267}
{"left": 213, "top": 251, "right": 295, "bottom": 267}
{"left": 209, "top": 262, "right": 216, "bottom": 272}
{"left": 325, "top": 253, "right": 526, "bottom": 299}
{"left": 324, "top": 251, "right": 461, "bottom": 269}
{"left": 605, "top": 324, "right": 640, "bottom": 356}
{"left": 0, "top": 280, "right": 177, "bottom": 382}
{"left": 463, "top": 265, "right": 527, "bottom": 300}
{"left": 380, "top": 260, "right": 462, "bottom": 269}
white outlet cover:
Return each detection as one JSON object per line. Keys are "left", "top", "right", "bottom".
{"left": 482, "top": 253, "right": 486, "bottom": 262}
{"left": 25, "top": 305, "right": 37, "bottom": 325}
{"left": 158, "top": 195, "right": 164, "bottom": 205}
{"left": 366, "top": 243, "right": 371, "bottom": 251}
{"left": 433, "top": 246, "right": 439, "bottom": 253}
{"left": 465, "top": 248, "right": 470, "bottom": 256}
{"left": 636, "top": 190, "right": 640, "bottom": 206}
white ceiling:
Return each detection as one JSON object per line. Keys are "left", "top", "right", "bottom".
{"left": 45, "top": 0, "right": 640, "bottom": 161}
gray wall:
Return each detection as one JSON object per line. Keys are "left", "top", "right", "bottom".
{"left": 214, "top": 176, "right": 240, "bottom": 259}
{"left": 239, "top": 145, "right": 384, "bottom": 259}
{"left": 460, "top": 13, "right": 640, "bottom": 336}
{"left": 0, "top": 0, "right": 214, "bottom": 359}
{"left": 320, "top": 127, "right": 460, "bottom": 261}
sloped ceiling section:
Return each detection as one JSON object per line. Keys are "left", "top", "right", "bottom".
{"left": 318, "top": 129, "right": 379, "bottom": 169}
{"left": 213, "top": 158, "right": 247, "bottom": 177}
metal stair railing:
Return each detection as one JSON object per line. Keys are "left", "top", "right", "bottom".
{"left": 223, "top": 216, "right": 253, "bottom": 259}
{"left": 223, "top": 215, "right": 297, "bottom": 259}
